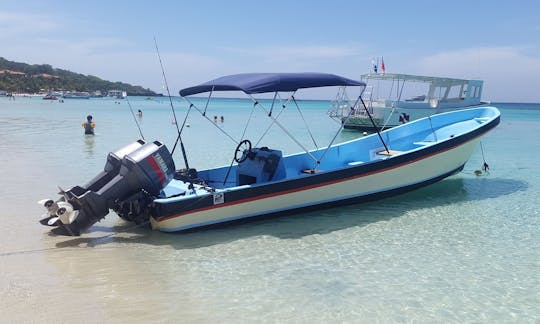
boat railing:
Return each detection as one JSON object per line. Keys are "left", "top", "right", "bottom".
{"left": 328, "top": 85, "right": 377, "bottom": 119}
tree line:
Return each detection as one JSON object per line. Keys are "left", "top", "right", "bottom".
{"left": 0, "top": 57, "right": 158, "bottom": 96}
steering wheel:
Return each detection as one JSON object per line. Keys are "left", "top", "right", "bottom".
{"left": 234, "top": 139, "right": 252, "bottom": 163}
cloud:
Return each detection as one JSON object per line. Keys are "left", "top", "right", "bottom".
{"left": 0, "top": 11, "right": 59, "bottom": 36}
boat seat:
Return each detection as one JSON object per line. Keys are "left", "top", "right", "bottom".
{"left": 377, "top": 149, "right": 401, "bottom": 156}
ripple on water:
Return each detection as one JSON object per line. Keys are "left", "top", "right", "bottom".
{"left": 1, "top": 100, "right": 540, "bottom": 322}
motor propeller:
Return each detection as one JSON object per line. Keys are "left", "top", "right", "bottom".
{"left": 38, "top": 198, "right": 57, "bottom": 211}
{"left": 38, "top": 198, "right": 60, "bottom": 226}
{"left": 46, "top": 201, "right": 79, "bottom": 225}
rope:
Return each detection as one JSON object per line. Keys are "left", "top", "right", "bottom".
{"left": 0, "top": 220, "right": 152, "bottom": 257}
{"left": 480, "top": 141, "right": 490, "bottom": 172}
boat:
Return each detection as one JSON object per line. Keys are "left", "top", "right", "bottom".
{"left": 62, "top": 91, "right": 91, "bottom": 99}
{"left": 42, "top": 93, "right": 58, "bottom": 100}
{"left": 328, "top": 73, "right": 488, "bottom": 131}
{"left": 38, "top": 72, "right": 500, "bottom": 236}
{"left": 108, "top": 90, "right": 127, "bottom": 99}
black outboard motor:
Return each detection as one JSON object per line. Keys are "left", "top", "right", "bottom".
{"left": 39, "top": 140, "right": 175, "bottom": 236}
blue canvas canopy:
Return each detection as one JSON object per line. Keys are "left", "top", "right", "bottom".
{"left": 179, "top": 73, "right": 365, "bottom": 96}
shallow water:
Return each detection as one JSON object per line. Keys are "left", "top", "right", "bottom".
{"left": 0, "top": 97, "right": 538, "bottom": 323}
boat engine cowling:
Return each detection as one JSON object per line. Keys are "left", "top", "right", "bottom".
{"left": 40, "top": 140, "right": 175, "bottom": 236}
{"left": 84, "top": 139, "right": 148, "bottom": 192}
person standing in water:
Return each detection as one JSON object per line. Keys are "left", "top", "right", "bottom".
{"left": 82, "top": 115, "right": 96, "bottom": 135}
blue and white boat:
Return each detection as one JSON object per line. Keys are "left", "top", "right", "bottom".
{"left": 38, "top": 73, "right": 500, "bottom": 236}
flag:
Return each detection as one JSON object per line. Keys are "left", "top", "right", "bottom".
{"left": 371, "top": 58, "right": 377, "bottom": 73}
{"left": 381, "top": 57, "right": 385, "bottom": 74}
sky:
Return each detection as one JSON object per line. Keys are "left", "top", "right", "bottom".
{"left": 1, "top": 0, "right": 540, "bottom": 102}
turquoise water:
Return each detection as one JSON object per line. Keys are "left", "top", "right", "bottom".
{"left": 0, "top": 96, "right": 538, "bottom": 323}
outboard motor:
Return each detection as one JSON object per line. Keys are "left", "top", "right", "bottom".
{"left": 39, "top": 140, "right": 175, "bottom": 236}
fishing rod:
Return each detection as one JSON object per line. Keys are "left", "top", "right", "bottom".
{"left": 125, "top": 96, "right": 145, "bottom": 139}
{"left": 153, "top": 37, "right": 190, "bottom": 169}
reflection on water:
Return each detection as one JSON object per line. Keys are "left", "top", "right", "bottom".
{"left": 84, "top": 134, "right": 95, "bottom": 158}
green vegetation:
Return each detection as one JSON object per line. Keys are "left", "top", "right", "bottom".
{"left": 0, "top": 57, "right": 158, "bottom": 96}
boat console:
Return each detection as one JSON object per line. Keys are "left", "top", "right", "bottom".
{"left": 236, "top": 147, "right": 285, "bottom": 185}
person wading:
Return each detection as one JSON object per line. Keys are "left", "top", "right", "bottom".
{"left": 82, "top": 115, "right": 96, "bottom": 135}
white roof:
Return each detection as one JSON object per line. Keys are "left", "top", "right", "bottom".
{"left": 361, "top": 73, "right": 482, "bottom": 85}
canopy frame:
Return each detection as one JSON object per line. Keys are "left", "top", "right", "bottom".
{"left": 178, "top": 73, "right": 390, "bottom": 178}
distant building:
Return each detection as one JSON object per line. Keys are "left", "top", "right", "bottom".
{"left": 33, "top": 73, "right": 60, "bottom": 79}
{"left": 0, "top": 69, "right": 26, "bottom": 76}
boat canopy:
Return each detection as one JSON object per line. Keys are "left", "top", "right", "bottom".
{"left": 179, "top": 73, "right": 365, "bottom": 96}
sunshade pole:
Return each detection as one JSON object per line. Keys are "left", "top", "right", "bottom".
{"left": 318, "top": 92, "right": 363, "bottom": 167}
{"left": 202, "top": 87, "right": 214, "bottom": 116}
{"left": 360, "top": 97, "right": 390, "bottom": 153}
{"left": 182, "top": 97, "right": 238, "bottom": 145}
{"left": 268, "top": 92, "right": 277, "bottom": 116}
{"left": 255, "top": 93, "right": 292, "bottom": 147}
{"left": 222, "top": 100, "right": 258, "bottom": 186}
{"left": 248, "top": 94, "right": 319, "bottom": 163}
{"left": 291, "top": 95, "right": 318, "bottom": 150}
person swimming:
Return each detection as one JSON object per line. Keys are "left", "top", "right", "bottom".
{"left": 82, "top": 115, "right": 96, "bottom": 135}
